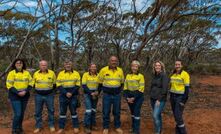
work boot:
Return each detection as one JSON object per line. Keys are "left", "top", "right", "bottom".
{"left": 50, "top": 127, "right": 56, "bottom": 132}
{"left": 57, "top": 129, "right": 64, "bottom": 134}
{"left": 103, "top": 129, "right": 109, "bottom": 134}
{"left": 116, "top": 128, "right": 123, "bottom": 134}
{"left": 33, "top": 128, "right": 40, "bottom": 133}
{"left": 73, "top": 128, "right": 79, "bottom": 134}
{"left": 92, "top": 125, "right": 98, "bottom": 131}
{"left": 84, "top": 127, "right": 91, "bottom": 134}
{"left": 12, "top": 129, "right": 18, "bottom": 134}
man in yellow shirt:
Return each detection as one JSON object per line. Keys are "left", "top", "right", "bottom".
{"left": 98, "top": 56, "right": 124, "bottom": 134}
{"left": 56, "top": 60, "right": 81, "bottom": 134}
{"left": 170, "top": 59, "right": 190, "bottom": 134}
{"left": 33, "top": 60, "right": 56, "bottom": 133}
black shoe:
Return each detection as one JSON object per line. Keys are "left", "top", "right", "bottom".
{"left": 19, "top": 128, "right": 24, "bottom": 134}
{"left": 12, "top": 129, "right": 18, "bottom": 134}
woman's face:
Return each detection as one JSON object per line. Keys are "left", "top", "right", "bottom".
{"left": 15, "top": 60, "right": 23, "bottom": 70}
{"left": 154, "top": 62, "right": 162, "bottom": 73}
{"left": 131, "top": 64, "right": 139, "bottom": 74}
{"left": 175, "top": 61, "right": 182, "bottom": 72}
{"left": 89, "top": 64, "right": 97, "bottom": 74}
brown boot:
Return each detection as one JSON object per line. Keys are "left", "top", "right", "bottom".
{"left": 103, "top": 129, "right": 109, "bottom": 134}
{"left": 33, "top": 128, "right": 40, "bottom": 133}
{"left": 57, "top": 129, "right": 64, "bottom": 134}
{"left": 50, "top": 127, "right": 56, "bottom": 132}
{"left": 73, "top": 128, "right": 79, "bottom": 134}
{"left": 84, "top": 127, "right": 91, "bottom": 134}
{"left": 116, "top": 128, "right": 123, "bottom": 134}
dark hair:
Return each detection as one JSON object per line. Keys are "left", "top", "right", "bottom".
{"left": 12, "top": 59, "right": 26, "bottom": 70}
{"left": 175, "top": 59, "right": 183, "bottom": 64}
{"left": 88, "top": 63, "right": 97, "bottom": 75}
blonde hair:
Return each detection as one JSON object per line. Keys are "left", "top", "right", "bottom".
{"left": 152, "top": 60, "right": 166, "bottom": 74}
{"left": 131, "top": 60, "right": 140, "bottom": 67}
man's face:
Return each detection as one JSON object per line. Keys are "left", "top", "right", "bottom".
{"left": 39, "top": 61, "right": 48, "bottom": 71}
{"left": 109, "top": 56, "right": 118, "bottom": 68}
{"left": 64, "top": 62, "right": 72, "bottom": 71}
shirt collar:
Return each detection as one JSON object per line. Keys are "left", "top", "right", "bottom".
{"left": 108, "top": 66, "right": 117, "bottom": 71}
{"left": 39, "top": 69, "right": 49, "bottom": 73}
{"left": 173, "top": 69, "right": 183, "bottom": 75}
{"left": 15, "top": 69, "right": 24, "bottom": 73}
{"left": 64, "top": 69, "right": 73, "bottom": 73}
{"left": 89, "top": 72, "right": 97, "bottom": 76}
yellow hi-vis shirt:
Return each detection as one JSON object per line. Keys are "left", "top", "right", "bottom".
{"left": 33, "top": 69, "right": 56, "bottom": 90}
{"left": 82, "top": 72, "right": 99, "bottom": 90}
{"left": 98, "top": 66, "right": 124, "bottom": 88}
{"left": 6, "top": 70, "right": 32, "bottom": 91}
{"left": 124, "top": 73, "right": 145, "bottom": 93}
{"left": 56, "top": 70, "right": 81, "bottom": 88}
{"left": 170, "top": 70, "right": 190, "bottom": 94}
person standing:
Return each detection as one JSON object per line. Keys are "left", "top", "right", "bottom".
{"left": 6, "top": 59, "right": 33, "bottom": 134}
{"left": 82, "top": 63, "right": 99, "bottom": 134}
{"left": 56, "top": 60, "right": 81, "bottom": 134}
{"left": 170, "top": 59, "right": 190, "bottom": 134}
{"left": 150, "top": 61, "right": 168, "bottom": 134}
{"left": 33, "top": 60, "right": 56, "bottom": 133}
{"left": 123, "top": 60, "right": 145, "bottom": 134}
{"left": 98, "top": 56, "right": 124, "bottom": 134}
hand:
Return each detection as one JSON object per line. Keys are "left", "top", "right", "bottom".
{"left": 155, "top": 100, "right": 160, "bottom": 106}
{"left": 127, "top": 97, "right": 135, "bottom": 103}
{"left": 91, "top": 91, "right": 99, "bottom": 96}
{"left": 179, "top": 102, "right": 185, "bottom": 106}
{"left": 66, "top": 92, "right": 72, "bottom": 98}
{"left": 18, "top": 91, "right": 26, "bottom": 97}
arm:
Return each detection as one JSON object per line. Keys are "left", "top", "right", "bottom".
{"left": 123, "top": 78, "right": 129, "bottom": 98}
{"left": 82, "top": 73, "right": 92, "bottom": 94}
{"left": 158, "top": 73, "right": 168, "bottom": 101}
{"left": 56, "top": 72, "right": 67, "bottom": 94}
{"left": 181, "top": 72, "right": 190, "bottom": 104}
{"left": 138, "top": 74, "right": 145, "bottom": 93}
{"left": 73, "top": 72, "right": 81, "bottom": 95}
{"left": 6, "top": 71, "right": 18, "bottom": 94}
{"left": 82, "top": 85, "right": 92, "bottom": 94}
{"left": 26, "top": 72, "right": 33, "bottom": 92}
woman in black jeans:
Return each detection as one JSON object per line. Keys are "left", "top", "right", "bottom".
{"left": 150, "top": 60, "right": 168, "bottom": 134}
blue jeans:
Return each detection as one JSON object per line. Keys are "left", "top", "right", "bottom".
{"left": 84, "top": 94, "right": 98, "bottom": 127}
{"left": 59, "top": 95, "right": 79, "bottom": 129}
{"left": 128, "top": 95, "right": 144, "bottom": 134}
{"left": 170, "top": 93, "right": 187, "bottom": 134}
{"left": 103, "top": 93, "right": 121, "bottom": 129}
{"left": 150, "top": 98, "right": 166, "bottom": 134}
{"left": 11, "top": 99, "right": 28, "bottom": 130}
{"left": 35, "top": 93, "right": 54, "bottom": 128}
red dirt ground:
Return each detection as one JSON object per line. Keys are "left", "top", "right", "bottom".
{"left": 0, "top": 75, "right": 221, "bottom": 134}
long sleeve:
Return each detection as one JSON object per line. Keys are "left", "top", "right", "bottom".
{"left": 158, "top": 73, "right": 168, "bottom": 101}
{"left": 138, "top": 74, "right": 145, "bottom": 93}
{"left": 182, "top": 86, "right": 189, "bottom": 104}
{"left": 82, "top": 85, "right": 92, "bottom": 94}
{"left": 6, "top": 71, "right": 14, "bottom": 90}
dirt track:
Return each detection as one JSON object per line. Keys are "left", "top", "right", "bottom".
{"left": 0, "top": 75, "right": 221, "bottom": 134}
